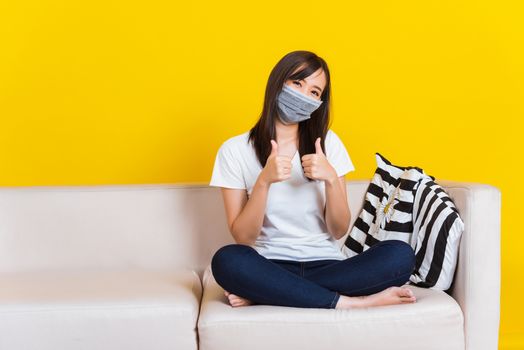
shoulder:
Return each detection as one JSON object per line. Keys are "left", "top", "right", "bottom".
{"left": 325, "top": 129, "right": 344, "bottom": 147}
{"left": 219, "top": 131, "right": 251, "bottom": 154}
{"left": 223, "top": 130, "right": 250, "bottom": 146}
{"left": 324, "top": 129, "right": 355, "bottom": 175}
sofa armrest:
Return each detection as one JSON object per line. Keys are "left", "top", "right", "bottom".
{"left": 439, "top": 180, "right": 501, "bottom": 350}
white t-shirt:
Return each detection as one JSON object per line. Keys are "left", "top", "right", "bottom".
{"left": 209, "top": 129, "right": 356, "bottom": 262}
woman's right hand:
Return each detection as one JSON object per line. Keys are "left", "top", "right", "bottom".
{"left": 259, "top": 139, "right": 292, "bottom": 185}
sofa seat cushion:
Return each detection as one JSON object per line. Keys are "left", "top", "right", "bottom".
{"left": 0, "top": 269, "right": 202, "bottom": 350}
{"left": 198, "top": 265, "right": 464, "bottom": 350}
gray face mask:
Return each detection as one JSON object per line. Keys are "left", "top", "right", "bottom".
{"left": 276, "top": 84, "right": 323, "bottom": 124}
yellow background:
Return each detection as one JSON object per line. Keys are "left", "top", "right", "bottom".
{"left": 0, "top": 1, "right": 522, "bottom": 347}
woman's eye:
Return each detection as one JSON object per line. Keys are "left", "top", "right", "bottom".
{"left": 312, "top": 91, "right": 319, "bottom": 96}
{"left": 293, "top": 81, "right": 301, "bottom": 86}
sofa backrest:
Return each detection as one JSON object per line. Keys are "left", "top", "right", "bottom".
{"left": 0, "top": 180, "right": 471, "bottom": 280}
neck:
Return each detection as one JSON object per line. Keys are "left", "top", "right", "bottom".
{"left": 275, "top": 119, "right": 298, "bottom": 144}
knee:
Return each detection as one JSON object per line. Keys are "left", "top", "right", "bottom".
{"left": 211, "top": 244, "right": 254, "bottom": 277}
{"left": 392, "top": 240, "right": 416, "bottom": 274}
{"left": 377, "top": 240, "right": 416, "bottom": 275}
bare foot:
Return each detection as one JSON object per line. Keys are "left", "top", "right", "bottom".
{"left": 335, "top": 286, "right": 416, "bottom": 309}
{"left": 224, "top": 290, "right": 253, "bottom": 307}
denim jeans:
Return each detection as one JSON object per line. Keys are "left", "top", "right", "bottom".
{"left": 211, "top": 239, "right": 416, "bottom": 309}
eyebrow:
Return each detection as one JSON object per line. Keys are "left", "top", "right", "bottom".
{"left": 312, "top": 85, "right": 323, "bottom": 93}
{"left": 298, "top": 79, "right": 323, "bottom": 93}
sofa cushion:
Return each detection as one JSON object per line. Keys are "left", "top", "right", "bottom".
{"left": 409, "top": 177, "right": 465, "bottom": 291}
{"left": 342, "top": 153, "right": 433, "bottom": 258}
{"left": 198, "top": 265, "right": 464, "bottom": 350}
{"left": 0, "top": 269, "right": 202, "bottom": 350}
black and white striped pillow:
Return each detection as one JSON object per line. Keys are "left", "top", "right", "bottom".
{"left": 407, "top": 177, "right": 464, "bottom": 290}
{"left": 342, "top": 153, "right": 433, "bottom": 258}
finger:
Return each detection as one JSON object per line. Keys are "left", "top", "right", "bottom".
{"left": 270, "top": 139, "right": 279, "bottom": 157}
{"left": 315, "top": 137, "right": 324, "bottom": 155}
{"left": 279, "top": 158, "right": 293, "bottom": 166}
{"left": 301, "top": 154, "right": 313, "bottom": 162}
{"left": 277, "top": 155, "right": 292, "bottom": 162}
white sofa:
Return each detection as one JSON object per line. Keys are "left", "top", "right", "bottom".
{"left": 0, "top": 180, "right": 500, "bottom": 350}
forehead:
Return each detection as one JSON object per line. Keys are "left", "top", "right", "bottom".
{"left": 304, "top": 69, "right": 326, "bottom": 88}
{"left": 291, "top": 66, "right": 326, "bottom": 90}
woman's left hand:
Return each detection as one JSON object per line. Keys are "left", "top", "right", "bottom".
{"left": 301, "top": 137, "right": 338, "bottom": 182}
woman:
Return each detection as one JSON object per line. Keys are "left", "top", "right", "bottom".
{"left": 209, "top": 50, "right": 417, "bottom": 309}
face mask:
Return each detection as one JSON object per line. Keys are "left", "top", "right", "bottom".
{"left": 276, "top": 84, "right": 323, "bottom": 124}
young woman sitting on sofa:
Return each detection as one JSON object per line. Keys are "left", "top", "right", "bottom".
{"left": 209, "top": 50, "right": 417, "bottom": 309}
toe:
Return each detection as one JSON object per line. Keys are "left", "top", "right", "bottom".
{"left": 399, "top": 288, "right": 413, "bottom": 297}
{"left": 401, "top": 294, "right": 417, "bottom": 303}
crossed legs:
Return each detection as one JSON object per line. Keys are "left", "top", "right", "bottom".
{"left": 211, "top": 240, "right": 417, "bottom": 309}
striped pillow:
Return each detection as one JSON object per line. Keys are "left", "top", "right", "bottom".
{"left": 342, "top": 153, "right": 433, "bottom": 258}
{"left": 407, "top": 177, "right": 465, "bottom": 290}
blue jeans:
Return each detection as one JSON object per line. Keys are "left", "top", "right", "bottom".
{"left": 211, "top": 239, "right": 416, "bottom": 309}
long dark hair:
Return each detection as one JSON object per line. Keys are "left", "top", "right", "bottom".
{"left": 248, "top": 50, "right": 332, "bottom": 182}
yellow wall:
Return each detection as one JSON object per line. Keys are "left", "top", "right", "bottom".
{"left": 0, "top": 0, "right": 522, "bottom": 347}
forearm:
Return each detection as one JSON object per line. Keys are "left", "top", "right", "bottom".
{"left": 324, "top": 177, "right": 351, "bottom": 240}
{"left": 231, "top": 176, "right": 270, "bottom": 245}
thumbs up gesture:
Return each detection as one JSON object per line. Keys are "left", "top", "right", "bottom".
{"left": 301, "top": 137, "right": 338, "bottom": 182}
{"left": 260, "top": 139, "right": 293, "bottom": 185}
{"left": 269, "top": 139, "right": 279, "bottom": 158}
